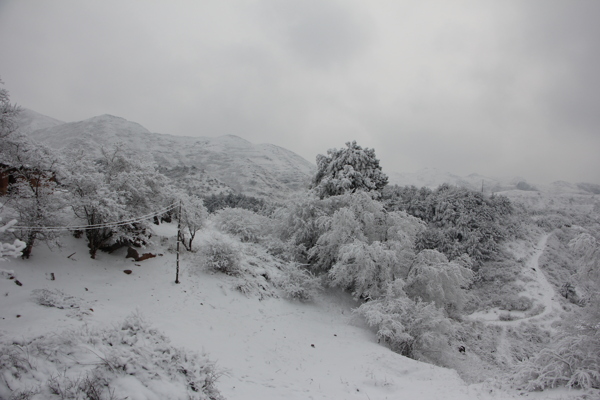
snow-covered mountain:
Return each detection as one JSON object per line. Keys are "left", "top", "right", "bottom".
{"left": 18, "top": 111, "right": 315, "bottom": 200}
{"left": 14, "top": 108, "right": 65, "bottom": 135}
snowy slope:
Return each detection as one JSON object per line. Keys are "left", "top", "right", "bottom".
{"left": 20, "top": 112, "right": 315, "bottom": 200}
{"left": 14, "top": 108, "right": 65, "bottom": 135}
{"left": 0, "top": 230, "right": 530, "bottom": 400}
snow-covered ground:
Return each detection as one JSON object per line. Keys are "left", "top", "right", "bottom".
{"left": 0, "top": 227, "right": 579, "bottom": 400}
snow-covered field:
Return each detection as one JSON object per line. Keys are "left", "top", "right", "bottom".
{"left": 0, "top": 226, "right": 582, "bottom": 400}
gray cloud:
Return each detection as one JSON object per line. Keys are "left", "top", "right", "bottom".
{"left": 0, "top": 0, "right": 598, "bottom": 184}
{"left": 258, "top": 0, "right": 372, "bottom": 69}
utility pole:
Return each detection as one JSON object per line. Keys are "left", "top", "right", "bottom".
{"left": 175, "top": 199, "right": 182, "bottom": 284}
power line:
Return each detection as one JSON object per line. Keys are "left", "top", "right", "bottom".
{"left": 11, "top": 202, "right": 179, "bottom": 232}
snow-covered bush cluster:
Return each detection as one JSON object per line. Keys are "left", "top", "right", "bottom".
{"left": 383, "top": 184, "right": 521, "bottom": 264}
{"left": 212, "top": 207, "right": 270, "bottom": 243}
{"left": 0, "top": 313, "right": 223, "bottom": 400}
{"left": 203, "top": 192, "right": 266, "bottom": 214}
{"left": 268, "top": 143, "right": 484, "bottom": 367}
{"left": 195, "top": 231, "right": 242, "bottom": 275}
{"left": 356, "top": 280, "right": 454, "bottom": 361}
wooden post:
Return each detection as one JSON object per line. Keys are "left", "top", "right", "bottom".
{"left": 175, "top": 199, "right": 182, "bottom": 284}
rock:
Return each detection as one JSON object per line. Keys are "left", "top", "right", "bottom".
{"left": 126, "top": 247, "right": 156, "bottom": 262}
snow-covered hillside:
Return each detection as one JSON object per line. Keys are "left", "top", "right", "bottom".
{"left": 0, "top": 227, "right": 533, "bottom": 400}
{"left": 18, "top": 110, "right": 315, "bottom": 200}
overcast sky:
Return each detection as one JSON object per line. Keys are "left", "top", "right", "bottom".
{"left": 1, "top": 0, "right": 599, "bottom": 184}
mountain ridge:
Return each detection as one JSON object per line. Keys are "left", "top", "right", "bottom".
{"left": 18, "top": 109, "right": 315, "bottom": 200}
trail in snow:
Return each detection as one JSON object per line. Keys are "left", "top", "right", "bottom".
{"left": 468, "top": 232, "right": 565, "bottom": 374}
{"left": 521, "top": 232, "right": 564, "bottom": 328}
{"left": 469, "top": 232, "right": 562, "bottom": 328}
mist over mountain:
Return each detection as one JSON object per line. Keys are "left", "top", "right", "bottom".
{"left": 389, "top": 167, "right": 600, "bottom": 197}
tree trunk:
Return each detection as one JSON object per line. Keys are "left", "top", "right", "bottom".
{"left": 21, "top": 231, "right": 37, "bottom": 259}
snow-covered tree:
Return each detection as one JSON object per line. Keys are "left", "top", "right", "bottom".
{"left": 64, "top": 147, "right": 173, "bottom": 258}
{"left": 99, "top": 146, "right": 170, "bottom": 217}
{"left": 0, "top": 81, "right": 66, "bottom": 258}
{"left": 65, "top": 153, "right": 126, "bottom": 258}
{"left": 405, "top": 249, "right": 474, "bottom": 315}
{"left": 2, "top": 138, "right": 66, "bottom": 258}
{"left": 386, "top": 184, "right": 519, "bottom": 264}
{"left": 310, "top": 206, "right": 366, "bottom": 272}
{"left": 179, "top": 194, "right": 208, "bottom": 252}
{"left": 308, "top": 192, "right": 424, "bottom": 274}
{"left": 311, "top": 141, "right": 388, "bottom": 199}
{"left": 329, "top": 240, "right": 400, "bottom": 300}
{"left": 272, "top": 192, "right": 333, "bottom": 262}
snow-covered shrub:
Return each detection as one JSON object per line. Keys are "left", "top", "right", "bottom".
{"left": 501, "top": 295, "right": 534, "bottom": 312}
{"left": 31, "top": 289, "right": 93, "bottom": 320}
{"left": 535, "top": 214, "right": 572, "bottom": 231}
{"left": 277, "top": 263, "right": 322, "bottom": 302}
{"left": 466, "top": 258, "right": 527, "bottom": 312}
{"left": 229, "top": 242, "right": 282, "bottom": 300}
{"left": 196, "top": 232, "right": 241, "bottom": 275}
{"left": 516, "top": 331, "right": 600, "bottom": 390}
{"left": 568, "top": 232, "right": 597, "bottom": 257}
{"left": 212, "top": 207, "right": 270, "bottom": 243}
{"left": 32, "top": 288, "right": 80, "bottom": 309}
{"left": 0, "top": 313, "right": 223, "bottom": 400}
{"left": 233, "top": 273, "right": 278, "bottom": 300}
{"left": 0, "top": 216, "right": 26, "bottom": 260}
{"left": 506, "top": 323, "right": 552, "bottom": 364}
{"left": 518, "top": 237, "right": 600, "bottom": 394}
{"left": 356, "top": 280, "right": 454, "bottom": 360}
